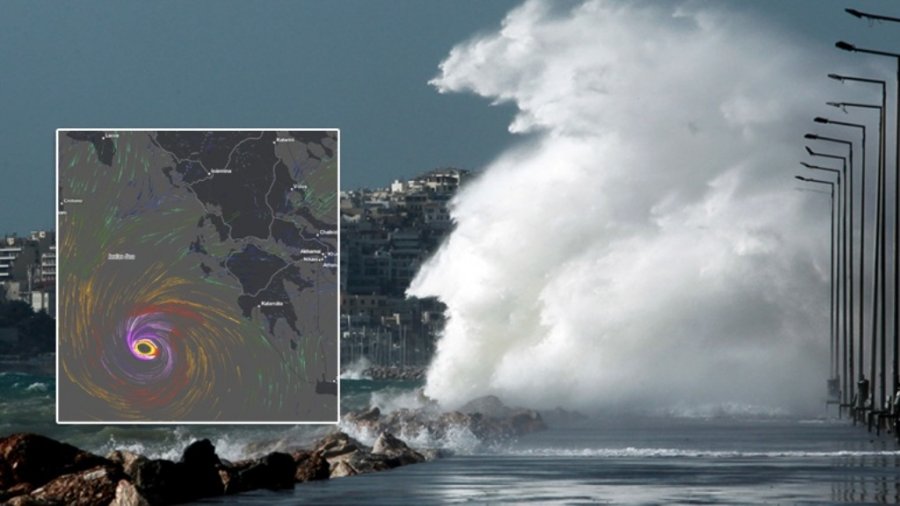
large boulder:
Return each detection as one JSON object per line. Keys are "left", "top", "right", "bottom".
{"left": 343, "top": 407, "right": 383, "bottom": 434}
{"left": 129, "top": 458, "right": 182, "bottom": 505}
{"left": 457, "top": 396, "right": 547, "bottom": 438}
{"left": 379, "top": 408, "right": 428, "bottom": 436}
{"left": 293, "top": 451, "right": 330, "bottom": 482}
{"left": 459, "top": 395, "right": 511, "bottom": 418}
{"left": 329, "top": 461, "right": 357, "bottom": 479}
{"left": 316, "top": 432, "right": 364, "bottom": 462}
{"left": 29, "top": 465, "right": 124, "bottom": 506}
{"left": 312, "top": 432, "right": 394, "bottom": 478}
{"left": 106, "top": 450, "right": 148, "bottom": 480}
{"left": 338, "top": 453, "right": 393, "bottom": 477}
{"left": 352, "top": 406, "right": 381, "bottom": 422}
{"left": 220, "top": 452, "right": 296, "bottom": 494}
{"left": 0, "top": 434, "right": 110, "bottom": 494}
{"left": 129, "top": 439, "right": 225, "bottom": 505}
{"left": 372, "top": 432, "right": 425, "bottom": 466}
{"left": 109, "top": 480, "right": 151, "bottom": 506}
{"left": 315, "top": 432, "right": 368, "bottom": 479}
{"left": 507, "top": 409, "right": 547, "bottom": 435}
{"left": 181, "top": 439, "right": 220, "bottom": 469}
{"left": 179, "top": 439, "right": 223, "bottom": 499}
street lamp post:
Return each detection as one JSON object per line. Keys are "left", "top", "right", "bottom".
{"left": 807, "top": 144, "right": 852, "bottom": 410}
{"left": 835, "top": 41, "right": 900, "bottom": 403}
{"left": 800, "top": 164, "right": 843, "bottom": 400}
{"left": 796, "top": 175, "right": 839, "bottom": 374}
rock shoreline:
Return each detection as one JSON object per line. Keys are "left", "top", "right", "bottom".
{"left": 343, "top": 395, "right": 547, "bottom": 443}
{"left": 358, "top": 366, "right": 426, "bottom": 381}
{"left": 0, "top": 430, "right": 430, "bottom": 506}
{"left": 0, "top": 396, "right": 548, "bottom": 505}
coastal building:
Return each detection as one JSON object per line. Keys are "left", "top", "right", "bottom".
{"left": 40, "top": 245, "right": 55, "bottom": 284}
{"left": 0, "top": 239, "right": 24, "bottom": 282}
{"left": 0, "top": 231, "right": 55, "bottom": 316}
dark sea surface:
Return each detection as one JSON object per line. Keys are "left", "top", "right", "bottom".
{"left": 0, "top": 371, "right": 408, "bottom": 460}
{"left": 200, "top": 416, "right": 900, "bottom": 505}
{"left": 3, "top": 371, "right": 900, "bottom": 505}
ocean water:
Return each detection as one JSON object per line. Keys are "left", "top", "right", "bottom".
{"left": 0, "top": 373, "right": 428, "bottom": 460}
{"left": 3, "top": 372, "right": 900, "bottom": 504}
{"left": 207, "top": 417, "right": 900, "bottom": 505}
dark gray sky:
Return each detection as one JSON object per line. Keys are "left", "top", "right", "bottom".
{"left": 2, "top": 0, "right": 900, "bottom": 235}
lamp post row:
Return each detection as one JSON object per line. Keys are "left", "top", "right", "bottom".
{"left": 797, "top": 7, "right": 900, "bottom": 432}
{"left": 835, "top": 38, "right": 900, "bottom": 416}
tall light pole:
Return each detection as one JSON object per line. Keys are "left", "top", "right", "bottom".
{"left": 799, "top": 165, "right": 843, "bottom": 399}
{"left": 835, "top": 41, "right": 900, "bottom": 400}
{"left": 813, "top": 117, "right": 869, "bottom": 412}
{"left": 807, "top": 144, "right": 852, "bottom": 409}
{"left": 796, "top": 175, "right": 839, "bottom": 373}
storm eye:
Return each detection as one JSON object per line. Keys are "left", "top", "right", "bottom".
{"left": 132, "top": 338, "right": 160, "bottom": 360}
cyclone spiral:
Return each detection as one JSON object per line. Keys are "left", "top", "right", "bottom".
{"left": 64, "top": 265, "right": 247, "bottom": 420}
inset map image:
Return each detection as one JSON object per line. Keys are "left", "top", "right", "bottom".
{"left": 57, "top": 129, "right": 338, "bottom": 423}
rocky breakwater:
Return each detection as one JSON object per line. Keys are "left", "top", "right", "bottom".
{"left": 0, "top": 430, "right": 430, "bottom": 506}
{"left": 362, "top": 366, "right": 427, "bottom": 381}
{"left": 343, "top": 394, "right": 547, "bottom": 445}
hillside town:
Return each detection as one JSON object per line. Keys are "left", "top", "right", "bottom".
{"left": 339, "top": 168, "right": 469, "bottom": 371}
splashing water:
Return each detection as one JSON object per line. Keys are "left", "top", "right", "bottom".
{"left": 340, "top": 357, "right": 373, "bottom": 380}
{"left": 409, "top": 0, "right": 863, "bottom": 414}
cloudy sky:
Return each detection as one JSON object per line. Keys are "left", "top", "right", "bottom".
{"left": 2, "top": 0, "right": 900, "bottom": 235}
